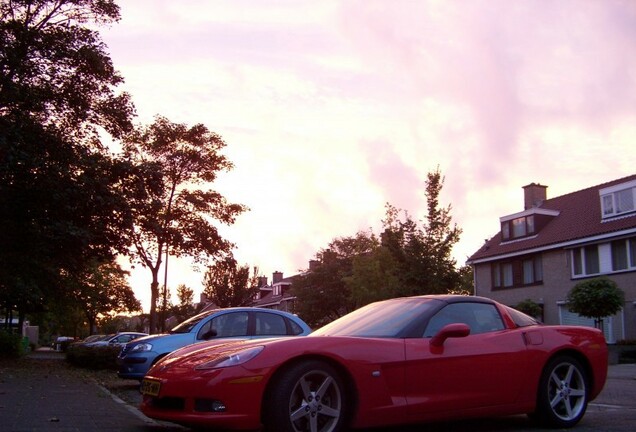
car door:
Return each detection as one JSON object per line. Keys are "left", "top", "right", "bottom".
{"left": 404, "top": 302, "right": 529, "bottom": 419}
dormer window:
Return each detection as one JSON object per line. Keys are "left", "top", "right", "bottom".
{"left": 502, "top": 215, "right": 535, "bottom": 240}
{"left": 500, "top": 208, "right": 559, "bottom": 242}
{"left": 600, "top": 180, "right": 636, "bottom": 219}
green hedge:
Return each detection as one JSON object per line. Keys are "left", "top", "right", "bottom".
{"left": 0, "top": 331, "right": 24, "bottom": 358}
{"left": 66, "top": 344, "right": 122, "bottom": 370}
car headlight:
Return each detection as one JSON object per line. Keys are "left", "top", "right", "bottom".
{"left": 130, "top": 343, "right": 153, "bottom": 352}
{"left": 195, "top": 346, "right": 264, "bottom": 370}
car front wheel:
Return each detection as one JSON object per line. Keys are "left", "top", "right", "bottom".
{"left": 265, "top": 360, "right": 347, "bottom": 432}
{"left": 533, "top": 355, "right": 589, "bottom": 428}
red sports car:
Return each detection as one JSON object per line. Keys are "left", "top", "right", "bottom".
{"left": 140, "top": 295, "right": 608, "bottom": 432}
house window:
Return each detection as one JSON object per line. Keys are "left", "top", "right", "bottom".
{"left": 501, "top": 215, "right": 536, "bottom": 241}
{"left": 502, "top": 222, "right": 510, "bottom": 240}
{"left": 612, "top": 240, "right": 628, "bottom": 271}
{"left": 612, "top": 237, "right": 636, "bottom": 272}
{"left": 600, "top": 183, "right": 636, "bottom": 219}
{"left": 492, "top": 263, "right": 501, "bottom": 287}
{"left": 585, "top": 245, "right": 600, "bottom": 274}
{"left": 523, "top": 258, "right": 543, "bottom": 284}
{"left": 502, "top": 263, "right": 513, "bottom": 287}
{"left": 512, "top": 218, "right": 526, "bottom": 237}
{"left": 492, "top": 254, "right": 542, "bottom": 289}
{"left": 571, "top": 245, "right": 600, "bottom": 276}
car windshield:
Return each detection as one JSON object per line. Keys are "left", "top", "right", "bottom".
{"left": 311, "top": 298, "right": 438, "bottom": 337}
{"left": 170, "top": 310, "right": 219, "bottom": 334}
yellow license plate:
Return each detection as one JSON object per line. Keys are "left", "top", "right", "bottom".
{"left": 140, "top": 378, "right": 161, "bottom": 396}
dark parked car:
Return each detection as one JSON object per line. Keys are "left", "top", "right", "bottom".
{"left": 83, "top": 332, "right": 148, "bottom": 347}
{"left": 118, "top": 307, "right": 311, "bottom": 380}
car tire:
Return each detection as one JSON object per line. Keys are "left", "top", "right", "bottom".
{"left": 264, "top": 360, "right": 347, "bottom": 432}
{"left": 532, "top": 355, "right": 589, "bottom": 428}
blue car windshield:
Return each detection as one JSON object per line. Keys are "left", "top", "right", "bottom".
{"left": 311, "top": 298, "right": 437, "bottom": 338}
{"left": 170, "top": 310, "right": 219, "bottom": 334}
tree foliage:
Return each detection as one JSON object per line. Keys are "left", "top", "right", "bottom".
{"left": 0, "top": 0, "right": 137, "bottom": 325}
{"left": 567, "top": 277, "right": 624, "bottom": 329}
{"left": 294, "top": 169, "right": 464, "bottom": 326}
{"left": 122, "top": 116, "right": 247, "bottom": 332}
{"left": 68, "top": 259, "right": 141, "bottom": 334}
{"left": 514, "top": 299, "right": 543, "bottom": 319}
{"left": 0, "top": 0, "right": 133, "bottom": 139}
{"left": 170, "top": 284, "right": 199, "bottom": 324}
{"left": 294, "top": 232, "right": 376, "bottom": 326}
{"left": 202, "top": 257, "right": 260, "bottom": 308}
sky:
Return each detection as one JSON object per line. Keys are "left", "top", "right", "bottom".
{"left": 100, "top": 0, "right": 636, "bottom": 311}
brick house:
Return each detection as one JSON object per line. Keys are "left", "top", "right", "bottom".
{"left": 251, "top": 271, "right": 299, "bottom": 312}
{"left": 467, "top": 174, "right": 636, "bottom": 343}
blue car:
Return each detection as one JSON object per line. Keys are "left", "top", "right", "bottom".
{"left": 117, "top": 307, "right": 311, "bottom": 380}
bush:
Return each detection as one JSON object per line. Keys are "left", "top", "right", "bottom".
{"left": 0, "top": 331, "right": 24, "bottom": 358}
{"left": 514, "top": 299, "right": 543, "bottom": 319}
{"left": 66, "top": 344, "right": 121, "bottom": 370}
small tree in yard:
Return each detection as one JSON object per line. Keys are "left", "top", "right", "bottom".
{"left": 515, "top": 299, "right": 543, "bottom": 320}
{"left": 567, "top": 277, "right": 624, "bottom": 333}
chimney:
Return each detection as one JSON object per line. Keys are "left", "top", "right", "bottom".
{"left": 523, "top": 183, "right": 547, "bottom": 210}
{"left": 258, "top": 276, "right": 268, "bottom": 287}
{"left": 309, "top": 260, "right": 320, "bottom": 271}
{"left": 200, "top": 292, "right": 208, "bottom": 304}
{"left": 272, "top": 271, "right": 283, "bottom": 284}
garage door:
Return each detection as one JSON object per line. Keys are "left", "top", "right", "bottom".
{"left": 558, "top": 305, "right": 623, "bottom": 343}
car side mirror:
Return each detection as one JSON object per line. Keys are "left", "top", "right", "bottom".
{"left": 430, "top": 323, "right": 470, "bottom": 347}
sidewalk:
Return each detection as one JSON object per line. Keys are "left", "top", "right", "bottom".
{"left": 0, "top": 350, "right": 183, "bottom": 431}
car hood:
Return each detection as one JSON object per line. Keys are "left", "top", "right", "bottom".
{"left": 126, "top": 332, "right": 197, "bottom": 351}
{"left": 147, "top": 339, "right": 253, "bottom": 373}
{"left": 148, "top": 335, "right": 405, "bottom": 377}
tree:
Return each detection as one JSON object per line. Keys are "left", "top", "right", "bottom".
{"left": 122, "top": 116, "right": 247, "bottom": 333}
{"left": 171, "top": 284, "right": 198, "bottom": 324}
{"left": 567, "top": 277, "right": 624, "bottom": 332}
{"left": 347, "top": 244, "right": 401, "bottom": 307}
{"left": 202, "top": 257, "right": 260, "bottom": 308}
{"left": 514, "top": 299, "right": 543, "bottom": 320}
{"left": 293, "top": 232, "right": 376, "bottom": 327}
{"left": 69, "top": 260, "right": 141, "bottom": 334}
{"left": 0, "top": 0, "right": 133, "bottom": 139}
{"left": 381, "top": 169, "right": 462, "bottom": 296}
{"left": 0, "top": 0, "right": 136, "bottom": 327}
{"left": 294, "top": 168, "right": 464, "bottom": 325}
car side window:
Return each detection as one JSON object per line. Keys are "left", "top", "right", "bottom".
{"left": 288, "top": 319, "right": 304, "bottom": 335}
{"left": 423, "top": 303, "right": 505, "bottom": 337}
{"left": 113, "top": 335, "right": 130, "bottom": 343}
{"left": 197, "top": 312, "right": 249, "bottom": 340}
{"left": 254, "top": 312, "right": 287, "bottom": 336}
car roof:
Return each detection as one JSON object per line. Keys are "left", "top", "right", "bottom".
{"left": 405, "top": 294, "right": 496, "bottom": 305}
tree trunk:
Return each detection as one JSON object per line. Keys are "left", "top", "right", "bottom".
{"left": 149, "top": 271, "right": 160, "bottom": 334}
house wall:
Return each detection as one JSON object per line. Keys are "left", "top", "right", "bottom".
{"left": 475, "top": 248, "right": 636, "bottom": 341}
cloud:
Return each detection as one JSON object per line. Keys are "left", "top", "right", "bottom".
{"left": 101, "top": 0, "right": 636, "bottom": 310}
